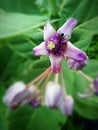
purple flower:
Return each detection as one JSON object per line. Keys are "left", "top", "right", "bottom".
{"left": 33, "top": 18, "right": 88, "bottom": 73}
{"left": 66, "top": 57, "right": 87, "bottom": 71}
{"left": 44, "top": 82, "right": 64, "bottom": 108}
{"left": 3, "top": 82, "right": 39, "bottom": 109}
{"left": 60, "top": 96, "right": 74, "bottom": 116}
{"left": 29, "top": 98, "right": 40, "bottom": 108}
{"left": 93, "top": 77, "right": 98, "bottom": 95}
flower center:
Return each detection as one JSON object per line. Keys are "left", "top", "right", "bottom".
{"left": 45, "top": 33, "right": 67, "bottom": 56}
{"left": 47, "top": 42, "right": 55, "bottom": 50}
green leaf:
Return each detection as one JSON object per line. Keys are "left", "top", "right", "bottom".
{"left": 72, "top": 0, "right": 98, "bottom": 23}
{"left": 87, "top": 35, "right": 98, "bottom": 59}
{"left": 35, "top": 0, "right": 59, "bottom": 16}
{"left": 75, "top": 17, "right": 98, "bottom": 35}
{"left": 1, "top": 52, "right": 26, "bottom": 84}
{"left": 0, "top": 13, "right": 47, "bottom": 39}
{"left": 72, "top": 17, "right": 98, "bottom": 51}
{"left": 83, "top": 59, "right": 98, "bottom": 77}
{"left": 0, "top": 37, "right": 48, "bottom": 84}
{"left": 62, "top": 60, "right": 74, "bottom": 95}
{"left": 0, "top": 83, "right": 8, "bottom": 130}
{"left": 61, "top": 60, "right": 98, "bottom": 119}
{"left": 73, "top": 72, "right": 98, "bottom": 119}
{"left": 0, "top": 41, "right": 13, "bottom": 80}
{"left": 59, "top": 0, "right": 98, "bottom": 23}
{"left": 32, "top": 58, "right": 50, "bottom": 69}
{"left": 6, "top": 106, "right": 67, "bottom": 130}
{"left": 0, "top": 0, "right": 41, "bottom": 14}
{"left": 8, "top": 40, "right": 36, "bottom": 60}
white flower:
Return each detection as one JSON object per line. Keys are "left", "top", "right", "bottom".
{"left": 44, "top": 81, "right": 64, "bottom": 108}
{"left": 3, "top": 81, "right": 39, "bottom": 109}
{"left": 60, "top": 95, "right": 74, "bottom": 116}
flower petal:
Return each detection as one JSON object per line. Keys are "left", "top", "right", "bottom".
{"left": 33, "top": 42, "right": 48, "bottom": 56}
{"left": 57, "top": 18, "right": 77, "bottom": 36}
{"left": 44, "top": 21, "right": 56, "bottom": 41}
{"left": 66, "top": 58, "right": 87, "bottom": 70}
{"left": 64, "top": 41, "right": 88, "bottom": 61}
{"left": 49, "top": 55, "right": 63, "bottom": 73}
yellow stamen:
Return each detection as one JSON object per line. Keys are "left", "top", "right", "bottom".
{"left": 47, "top": 42, "right": 55, "bottom": 50}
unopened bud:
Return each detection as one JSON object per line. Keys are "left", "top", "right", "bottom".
{"left": 60, "top": 95, "right": 74, "bottom": 116}
{"left": 3, "top": 82, "right": 26, "bottom": 109}
{"left": 3, "top": 82, "right": 39, "bottom": 109}
{"left": 29, "top": 98, "right": 40, "bottom": 108}
{"left": 93, "top": 77, "right": 98, "bottom": 95}
{"left": 44, "top": 82, "right": 64, "bottom": 108}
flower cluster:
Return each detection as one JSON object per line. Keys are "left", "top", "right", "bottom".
{"left": 3, "top": 18, "right": 96, "bottom": 116}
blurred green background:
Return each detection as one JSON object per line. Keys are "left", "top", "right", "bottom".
{"left": 0, "top": 0, "right": 98, "bottom": 130}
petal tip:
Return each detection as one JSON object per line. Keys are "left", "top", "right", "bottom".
{"left": 69, "top": 17, "right": 78, "bottom": 24}
{"left": 32, "top": 48, "right": 38, "bottom": 56}
{"left": 32, "top": 42, "right": 47, "bottom": 56}
{"left": 66, "top": 17, "right": 78, "bottom": 30}
{"left": 57, "top": 18, "right": 78, "bottom": 36}
{"left": 78, "top": 52, "right": 88, "bottom": 61}
{"left": 44, "top": 21, "right": 56, "bottom": 41}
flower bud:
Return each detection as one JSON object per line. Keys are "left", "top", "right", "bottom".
{"left": 27, "top": 85, "right": 39, "bottom": 102}
{"left": 93, "top": 77, "right": 98, "bottom": 95}
{"left": 3, "top": 82, "right": 26, "bottom": 109}
{"left": 60, "top": 95, "right": 74, "bottom": 116}
{"left": 3, "top": 81, "right": 39, "bottom": 109}
{"left": 44, "top": 82, "right": 64, "bottom": 108}
{"left": 29, "top": 98, "right": 40, "bottom": 108}
{"left": 66, "top": 58, "right": 87, "bottom": 70}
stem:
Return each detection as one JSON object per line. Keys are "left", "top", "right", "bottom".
{"left": 59, "top": 0, "right": 67, "bottom": 11}
{"left": 64, "top": 56, "right": 67, "bottom": 60}
{"left": 61, "top": 69, "right": 67, "bottom": 94}
{"left": 27, "top": 66, "right": 51, "bottom": 87}
{"left": 54, "top": 73, "right": 59, "bottom": 84}
{"left": 40, "top": 69, "right": 52, "bottom": 94}
{"left": 43, "top": 69, "right": 52, "bottom": 87}
{"left": 49, "top": 0, "right": 57, "bottom": 16}
{"left": 78, "top": 70, "right": 93, "bottom": 83}
{"left": 36, "top": 75, "right": 46, "bottom": 87}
